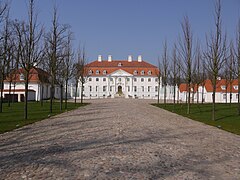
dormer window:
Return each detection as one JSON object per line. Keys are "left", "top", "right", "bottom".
{"left": 233, "top": 85, "right": 238, "bottom": 90}
{"left": 103, "top": 70, "right": 107, "bottom": 75}
{"left": 88, "top": 70, "right": 93, "bottom": 75}
{"left": 96, "top": 70, "right": 100, "bottom": 75}
{"left": 141, "top": 70, "right": 145, "bottom": 75}
{"left": 221, "top": 85, "right": 226, "bottom": 90}
{"left": 20, "top": 73, "right": 24, "bottom": 80}
{"left": 148, "top": 70, "right": 152, "bottom": 75}
{"left": 118, "top": 63, "right": 122, "bottom": 67}
{"left": 133, "top": 70, "right": 138, "bottom": 75}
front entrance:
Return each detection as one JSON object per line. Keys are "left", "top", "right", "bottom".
{"left": 117, "top": 86, "right": 123, "bottom": 95}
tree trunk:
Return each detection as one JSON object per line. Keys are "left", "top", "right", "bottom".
{"left": 50, "top": 84, "right": 54, "bottom": 113}
{"left": 8, "top": 81, "right": 12, "bottom": 107}
{"left": 24, "top": 76, "right": 29, "bottom": 120}
{"left": 60, "top": 84, "right": 63, "bottom": 111}
{"left": 173, "top": 84, "right": 176, "bottom": 111}
{"left": 202, "top": 85, "right": 204, "bottom": 104}
{"left": 212, "top": 78, "right": 216, "bottom": 120}
{"left": 157, "top": 80, "right": 160, "bottom": 104}
{"left": 0, "top": 79, "right": 3, "bottom": 113}
{"left": 40, "top": 84, "right": 43, "bottom": 107}
{"left": 81, "top": 81, "right": 84, "bottom": 104}
{"left": 74, "top": 80, "right": 78, "bottom": 105}
{"left": 164, "top": 84, "right": 166, "bottom": 106}
{"left": 187, "top": 83, "right": 191, "bottom": 114}
{"left": 65, "top": 79, "right": 68, "bottom": 109}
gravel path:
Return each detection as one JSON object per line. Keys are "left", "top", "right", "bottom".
{"left": 0, "top": 99, "right": 239, "bottom": 180}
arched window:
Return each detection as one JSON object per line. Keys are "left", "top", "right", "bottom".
{"left": 133, "top": 70, "right": 138, "bottom": 75}
{"left": 141, "top": 70, "right": 145, "bottom": 75}
{"left": 118, "top": 63, "right": 122, "bottom": 67}
{"left": 88, "top": 70, "right": 93, "bottom": 75}
{"left": 148, "top": 70, "right": 152, "bottom": 75}
{"left": 103, "top": 70, "right": 107, "bottom": 75}
{"left": 20, "top": 73, "right": 24, "bottom": 80}
{"left": 96, "top": 70, "right": 100, "bottom": 75}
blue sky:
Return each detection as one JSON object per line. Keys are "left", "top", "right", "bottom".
{"left": 9, "top": 0, "right": 240, "bottom": 65}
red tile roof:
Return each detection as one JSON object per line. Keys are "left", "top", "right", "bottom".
{"left": 86, "top": 60, "right": 159, "bottom": 76}
{"left": 4, "top": 67, "right": 50, "bottom": 83}
{"left": 201, "top": 79, "right": 239, "bottom": 93}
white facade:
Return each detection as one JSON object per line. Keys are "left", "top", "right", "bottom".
{"left": 3, "top": 82, "right": 61, "bottom": 102}
{"left": 70, "top": 56, "right": 179, "bottom": 100}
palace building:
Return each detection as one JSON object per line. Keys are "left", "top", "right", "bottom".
{"left": 74, "top": 55, "right": 177, "bottom": 99}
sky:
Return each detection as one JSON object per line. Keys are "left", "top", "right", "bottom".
{"left": 9, "top": 0, "right": 240, "bottom": 66}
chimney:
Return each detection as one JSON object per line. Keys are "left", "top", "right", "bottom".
{"left": 98, "top": 55, "right": 102, "bottom": 62}
{"left": 128, "top": 55, "right": 132, "bottom": 62}
{"left": 108, "top": 55, "right": 112, "bottom": 62}
{"left": 137, "top": 55, "right": 142, "bottom": 62}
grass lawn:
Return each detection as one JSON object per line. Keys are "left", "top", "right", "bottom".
{"left": 153, "top": 103, "right": 240, "bottom": 135}
{"left": 0, "top": 101, "right": 88, "bottom": 134}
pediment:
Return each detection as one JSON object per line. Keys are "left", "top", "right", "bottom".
{"left": 109, "top": 69, "right": 133, "bottom": 77}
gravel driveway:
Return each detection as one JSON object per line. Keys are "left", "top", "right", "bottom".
{"left": 0, "top": 99, "right": 239, "bottom": 179}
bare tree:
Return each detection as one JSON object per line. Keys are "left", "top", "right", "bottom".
{"left": 14, "top": 0, "right": 43, "bottom": 119}
{"left": 204, "top": 0, "right": 227, "bottom": 120}
{"left": 161, "top": 40, "right": 169, "bottom": 106}
{"left": 44, "top": 6, "right": 68, "bottom": 113}
{"left": 236, "top": 19, "right": 240, "bottom": 115}
{"left": 0, "top": 7, "right": 12, "bottom": 113}
{"left": 156, "top": 56, "right": 161, "bottom": 104}
{"left": 170, "top": 43, "right": 178, "bottom": 110}
{"left": 73, "top": 46, "right": 88, "bottom": 104}
{"left": 62, "top": 31, "right": 74, "bottom": 109}
{"left": 179, "top": 15, "right": 194, "bottom": 114}
{"left": 193, "top": 42, "right": 203, "bottom": 104}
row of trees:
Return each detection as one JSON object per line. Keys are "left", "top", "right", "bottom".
{"left": 0, "top": 0, "right": 87, "bottom": 119}
{"left": 157, "top": 0, "right": 240, "bottom": 120}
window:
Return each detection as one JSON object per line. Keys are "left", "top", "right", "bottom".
{"left": 141, "top": 78, "right": 144, "bottom": 82}
{"left": 118, "top": 63, "right": 122, "bottom": 67}
{"left": 96, "top": 86, "right": 98, "bottom": 92}
{"left": 103, "top": 70, "right": 107, "bottom": 75}
{"left": 148, "top": 70, "right": 152, "bottom": 75}
{"left": 128, "top": 86, "right": 130, "bottom": 92}
{"left": 103, "top": 86, "right": 106, "bottom": 92}
{"left": 96, "top": 70, "right": 100, "bottom": 75}
{"left": 133, "top": 70, "right": 138, "bottom": 75}
{"left": 141, "top": 70, "right": 145, "bottom": 75}
{"left": 134, "top": 86, "right": 137, "bottom": 92}
{"left": 148, "top": 86, "right": 151, "bottom": 92}
{"left": 142, "top": 86, "right": 144, "bottom": 92}
{"left": 234, "top": 85, "right": 238, "bottom": 90}
{"left": 223, "top": 94, "right": 226, "bottom": 99}
{"left": 89, "top": 78, "right": 92, "bottom": 81}
{"left": 118, "top": 78, "right": 121, "bottom": 82}
{"left": 148, "top": 78, "right": 151, "bottom": 82}
{"left": 155, "top": 86, "right": 158, "bottom": 92}
{"left": 155, "top": 78, "right": 158, "bottom": 82}
{"left": 134, "top": 78, "right": 137, "bottom": 82}
{"left": 96, "top": 78, "right": 99, "bottom": 81}
{"left": 221, "top": 85, "right": 226, "bottom": 90}
{"left": 110, "top": 77, "right": 113, "bottom": 81}
{"left": 88, "top": 70, "right": 93, "bottom": 75}
{"left": 103, "top": 78, "right": 106, "bottom": 81}
{"left": 110, "top": 86, "right": 112, "bottom": 92}
{"left": 20, "top": 73, "right": 24, "bottom": 80}
{"left": 127, "top": 77, "right": 130, "bottom": 81}
{"left": 90, "top": 86, "right": 92, "bottom": 92}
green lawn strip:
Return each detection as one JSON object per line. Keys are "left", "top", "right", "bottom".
{"left": 152, "top": 103, "right": 240, "bottom": 135}
{"left": 0, "top": 102, "right": 88, "bottom": 134}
